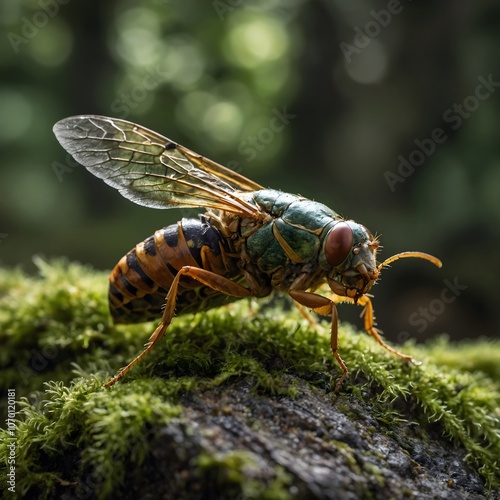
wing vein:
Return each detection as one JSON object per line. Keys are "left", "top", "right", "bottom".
{"left": 53, "top": 115, "right": 264, "bottom": 218}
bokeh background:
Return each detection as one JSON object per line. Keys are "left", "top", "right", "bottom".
{"left": 1, "top": 0, "right": 499, "bottom": 344}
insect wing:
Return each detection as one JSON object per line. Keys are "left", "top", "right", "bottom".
{"left": 53, "top": 115, "right": 263, "bottom": 218}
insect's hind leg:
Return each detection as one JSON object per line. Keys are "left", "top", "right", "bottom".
{"left": 105, "top": 266, "right": 252, "bottom": 388}
{"left": 356, "top": 295, "right": 421, "bottom": 366}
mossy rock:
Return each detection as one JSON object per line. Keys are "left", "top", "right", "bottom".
{"left": 0, "top": 258, "right": 499, "bottom": 499}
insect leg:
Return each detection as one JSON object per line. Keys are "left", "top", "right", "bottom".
{"left": 105, "top": 266, "right": 252, "bottom": 388}
{"left": 294, "top": 302, "right": 320, "bottom": 329}
{"left": 289, "top": 290, "right": 348, "bottom": 392}
{"left": 356, "top": 295, "right": 421, "bottom": 366}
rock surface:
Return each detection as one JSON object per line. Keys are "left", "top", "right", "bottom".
{"left": 115, "top": 380, "right": 491, "bottom": 499}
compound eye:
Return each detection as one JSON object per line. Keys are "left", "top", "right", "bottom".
{"left": 325, "top": 222, "right": 353, "bottom": 267}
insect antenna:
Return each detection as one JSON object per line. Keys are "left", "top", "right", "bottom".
{"left": 378, "top": 251, "right": 442, "bottom": 273}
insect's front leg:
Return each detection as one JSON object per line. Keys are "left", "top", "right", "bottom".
{"left": 288, "top": 289, "right": 348, "bottom": 392}
{"left": 356, "top": 295, "right": 421, "bottom": 366}
{"left": 105, "top": 266, "right": 252, "bottom": 388}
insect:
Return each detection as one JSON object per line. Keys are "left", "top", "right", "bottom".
{"left": 53, "top": 115, "right": 442, "bottom": 390}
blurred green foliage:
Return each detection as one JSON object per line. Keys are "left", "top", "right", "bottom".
{"left": 0, "top": 0, "right": 499, "bottom": 342}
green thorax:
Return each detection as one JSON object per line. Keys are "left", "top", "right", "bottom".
{"left": 241, "top": 189, "right": 340, "bottom": 274}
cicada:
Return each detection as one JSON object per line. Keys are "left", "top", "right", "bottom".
{"left": 53, "top": 115, "right": 442, "bottom": 390}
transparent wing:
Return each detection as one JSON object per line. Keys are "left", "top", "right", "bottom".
{"left": 53, "top": 115, "right": 264, "bottom": 218}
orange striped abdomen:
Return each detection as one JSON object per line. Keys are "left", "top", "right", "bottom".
{"left": 108, "top": 217, "right": 241, "bottom": 324}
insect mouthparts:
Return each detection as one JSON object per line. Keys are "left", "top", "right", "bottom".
{"left": 355, "top": 262, "right": 371, "bottom": 280}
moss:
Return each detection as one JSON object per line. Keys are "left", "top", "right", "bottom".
{"left": 197, "top": 450, "right": 292, "bottom": 499}
{"left": 0, "top": 258, "right": 499, "bottom": 497}
{"left": 328, "top": 440, "right": 359, "bottom": 471}
{"left": 4, "top": 375, "right": 182, "bottom": 497}
{"left": 414, "top": 335, "right": 500, "bottom": 380}
{"left": 362, "top": 462, "right": 385, "bottom": 488}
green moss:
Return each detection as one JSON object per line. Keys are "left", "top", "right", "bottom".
{"left": 329, "top": 440, "right": 359, "bottom": 471}
{"left": 1, "top": 259, "right": 499, "bottom": 496}
{"left": 197, "top": 450, "right": 292, "bottom": 499}
{"left": 3, "top": 374, "right": 182, "bottom": 497}
{"left": 414, "top": 335, "right": 500, "bottom": 380}
{"left": 362, "top": 462, "right": 385, "bottom": 488}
